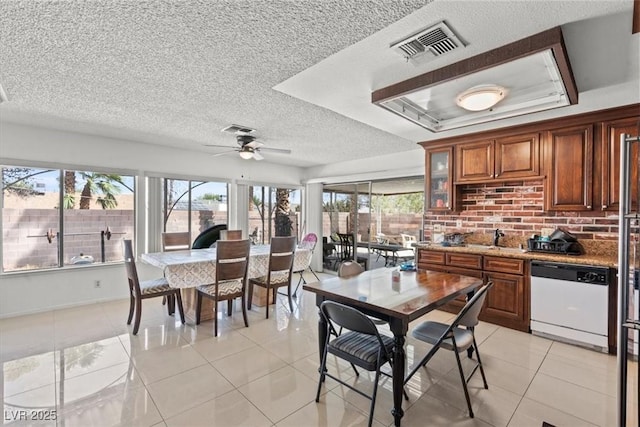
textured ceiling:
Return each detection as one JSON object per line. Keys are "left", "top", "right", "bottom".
{"left": 0, "top": 0, "right": 637, "bottom": 169}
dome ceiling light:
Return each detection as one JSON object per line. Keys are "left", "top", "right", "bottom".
{"left": 456, "top": 85, "right": 506, "bottom": 111}
{"left": 372, "top": 27, "right": 577, "bottom": 133}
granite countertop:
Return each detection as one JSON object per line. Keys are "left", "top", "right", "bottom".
{"left": 415, "top": 243, "right": 617, "bottom": 268}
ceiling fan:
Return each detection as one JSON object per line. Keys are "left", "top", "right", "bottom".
{"left": 205, "top": 134, "right": 291, "bottom": 161}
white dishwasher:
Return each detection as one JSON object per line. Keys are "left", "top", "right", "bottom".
{"left": 530, "top": 261, "right": 610, "bottom": 352}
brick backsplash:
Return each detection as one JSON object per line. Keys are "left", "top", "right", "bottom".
{"left": 424, "top": 179, "right": 619, "bottom": 245}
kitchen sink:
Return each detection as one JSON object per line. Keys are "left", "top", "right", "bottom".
{"left": 465, "top": 244, "right": 526, "bottom": 253}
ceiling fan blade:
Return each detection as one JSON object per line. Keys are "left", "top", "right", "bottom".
{"left": 252, "top": 151, "right": 264, "bottom": 161}
{"left": 259, "top": 147, "right": 291, "bottom": 154}
{"left": 211, "top": 150, "right": 237, "bottom": 158}
{"left": 245, "top": 140, "right": 263, "bottom": 149}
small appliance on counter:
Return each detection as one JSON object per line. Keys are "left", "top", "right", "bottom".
{"left": 527, "top": 228, "right": 583, "bottom": 255}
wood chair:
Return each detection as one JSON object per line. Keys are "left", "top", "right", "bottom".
{"left": 195, "top": 239, "right": 251, "bottom": 337}
{"left": 247, "top": 236, "right": 296, "bottom": 319}
{"left": 220, "top": 229, "right": 242, "bottom": 240}
{"left": 404, "top": 282, "right": 493, "bottom": 418}
{"left": 161, "top": 231, "right": 191, "bottom": 251}
{"left": 123, "top": 239, "right": 185, "bottom": 335}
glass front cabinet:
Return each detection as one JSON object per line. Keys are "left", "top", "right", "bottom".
{"left": 425, "top": 147, "right": 453, "bottom": 211}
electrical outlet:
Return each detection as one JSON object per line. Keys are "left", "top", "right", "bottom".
{"left": 456, "top": 219, "right": 463, "bottom": 228}
{"left": 94, "top": 280, "right": 101, "bottom": 288}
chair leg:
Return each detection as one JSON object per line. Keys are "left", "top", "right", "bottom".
{"left": 214, "top": 299, "right": 219, "bottom": 337}
{"left": 453, "top": 344, "right": 474, "bottom": 418}
{"left": 127, "top": 294, "right": 135, "bottom": 325}
{"left": 240, "top": 295, "right": 249, "bottom": 328}
{"left": 472, "top": 336, "right": 489, "bottom": 389}
{"left": 315, "top": 338, "right": 330, "bottom": 402}
{"left": 265, "top": 286, "right": 270, "bottom": 319}
{"left": 166, "top": 294, "right": 175, "bottom": 315}
{"left": 368, "top": 368, "right": 382, "bottom": 427}
{"left": 175, "top": 291, "right": 185, "bottom": 325}
{"left": 132, "top": 297, "right": 142, "bottom": 335}
{"left": 247, "top": 283, "right": 253, "bottom": 310}
{"left": 309, "top": 267, "right": 320, "bottom": 281}
{"left": 227, "top": 299, "right": 233, "bottom": 316}
{"left": 195, "top": 291, "right": 202, "bottom": 325}
{"left": 287, "top": 283, "right": 294, "bottom": 313}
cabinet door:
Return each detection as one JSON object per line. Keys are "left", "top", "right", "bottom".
{"left": 446, "top": 253, "right": 482, "bottom": 270}
{"left": 544, "top": 124, "right": 594, "bottom": 211}
{"left": 601, "top": 116, "right": 640, "bottom": 211}
{"left": 455, "top": 140, "right": 494, "bottom": 182}
{"left": 425, "top": 147, "right": 453, "bottom": 211}
{"left": 417, "top": 249, "right": 445, "bottom": 269}
{"left": 495, "top": 133, "right": 540, "bottom": 179}
{"left": 481, "top": 271, "right": 527, "bottom": 332}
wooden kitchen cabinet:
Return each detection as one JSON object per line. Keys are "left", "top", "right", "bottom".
{"left": 600, "top": 116, "right": 640, "bottom": 212}
{"left": 415, "top": 249, "right": 530, "bottom": 332}
{"left": 425, "top": 146, "right": 453, "bottom": 211}
{"left": 481, "top": 255, "right": 529, "bottom": 332}
{"left": 455, "top": 133, "right": 540, "bottom": 183}
{"left": 544, "top": 124, "right": 594, "bottom": 211}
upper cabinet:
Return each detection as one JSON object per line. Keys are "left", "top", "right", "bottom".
{"left": 544, "top": 124, "right": 594, "bottom": 211}
{"left": 455, "top": 133, "right": 540, "bottom": 183}
{"left": 425, "top": 147, "right": 453, "bottom": 211}
{"left": 601, "top": 116, "right": 640, "bottom": 212}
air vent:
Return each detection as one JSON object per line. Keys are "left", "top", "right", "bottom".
{"left": 392, "top": 21, "right": 464, "bottom": 61}
{"left": 221, "top": 124, "right": 255, "bottom": 134}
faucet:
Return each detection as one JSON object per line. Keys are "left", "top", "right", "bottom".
{"left": 493, "top": 229, "right": 505, "bottom": 247}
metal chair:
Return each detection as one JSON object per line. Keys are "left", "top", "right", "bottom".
{"left": 291, "top": 233, "right": 320, "bottom": 296}
{"left": 247, "top": 236, "right": 296, "bottom": 318}
{"left": 123, "top": 239, "right": 185, "bottom": 335}
{"left": 195, "top": 239, "right": 251, "bottom": 337}
{"left": 315, "top": 301, "right": 404, "bottom": 427}
{"left": 404, "top": 282, "right": 493, "bottom": 418}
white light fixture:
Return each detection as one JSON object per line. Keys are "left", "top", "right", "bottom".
{"left": 239, "top": 149, "right": 253, "bottom": 160}
{"left": 456, "top": 84, "right": 506, "bottom": 111}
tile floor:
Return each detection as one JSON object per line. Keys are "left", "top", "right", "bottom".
{"left": 1, "top": 271, "right": 638, "bottom": 427}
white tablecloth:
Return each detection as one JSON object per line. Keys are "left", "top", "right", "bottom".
{"left": 141, "top": 244, "right": 312, "bottom": 289}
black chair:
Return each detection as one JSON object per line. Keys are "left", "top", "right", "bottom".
{"left": 315, "top": 301, "right": 406, "bottom": 427}
{"left": 404, "top": 282, "right": 493, "bottom": 418}
{"left": 336, "top": 232, "right": 368, "bottom": 270}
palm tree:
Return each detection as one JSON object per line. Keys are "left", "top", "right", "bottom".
{"left": 274, "top": 188, "right": 292, "bottom": 236}
{"left": 78, "top": 173, "right": 125, "bottom": 209}
{"left": 63, "top": 171, "right": 77, "bottom": 208}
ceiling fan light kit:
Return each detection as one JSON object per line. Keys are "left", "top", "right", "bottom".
{"left": 456, "top": 84, "right": 505, "bottom": 111}
{"left": 204, "top": 127, "right": 292, "bottom": 160}
{"left": 239, "top": 149, "right": 254, "bottom": 160}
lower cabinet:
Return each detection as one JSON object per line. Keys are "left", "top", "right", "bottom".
{"left": 417, "top": 249, "right": 530, "bottom": 332}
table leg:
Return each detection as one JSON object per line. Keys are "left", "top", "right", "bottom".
{"left": 390, "top": 327, "right": 406, "bottom": 426}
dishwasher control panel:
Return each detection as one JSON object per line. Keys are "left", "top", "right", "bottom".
{"left": 531, "top": 261, "right": 610, "bottom": 286}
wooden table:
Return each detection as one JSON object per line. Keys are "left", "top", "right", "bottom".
{"left": 303, "top": 268, "right": 482, "bottom": 427}
{"left": 141, "top": 245, "right": 311, "bottom": 322}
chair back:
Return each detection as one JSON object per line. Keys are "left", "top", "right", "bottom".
{"left": 123, "top": 239, "right": 141, "bottom": 296}
{"left": 220, "top": 229, "right": 243, "bottom": 240}
{"left": 268, "top": 236, "right": 296, "bottom": 274}
{"left": 299, "top": 233, "right": 318, "bottom": 250}
{"left": 454, "top": 282, "right": 493, "bottom": 328}
{"left": 320, "top": 301, "right": 379, "bottom": 336}
{"left": 216, "top": 239, "right": 251, "bottom": 283}
{"left": 162, "top": 232, "right": 191, "bottom": 251}
{"left": 338, "top": 261, "right": 364, "bottom": 278}
{"left": 400, "top": 234, "right": 417, "bottom": 248}
{"left": 337, "top": 233, "right": 355, "bottom": 259}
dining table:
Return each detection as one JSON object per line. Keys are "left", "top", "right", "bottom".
{"left": 303, "top": 267, "right": 483, "bottom": 427}
{"left": 141, "top": 244, "right": 312, "bottom": 322}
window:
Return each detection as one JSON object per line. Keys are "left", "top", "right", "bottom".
{"left": 249, "top": 186, "right": 300, "bottom": 244}
{"left": 1, "top": 165, "right": 135, "bottom": 272}
{"left": 163, "top": 178, "right": 228, "bottom": 236}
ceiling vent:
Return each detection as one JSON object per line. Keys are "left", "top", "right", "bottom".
{"left": 221, "top": 124, "right": 255, "bottom": 134}
{"left": 391, "top": 21, "right": 465, "bottom": 62}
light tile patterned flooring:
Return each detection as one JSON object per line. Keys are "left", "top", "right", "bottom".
{"left": 1, "top": 271, "right": 638, "bottom": 427}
